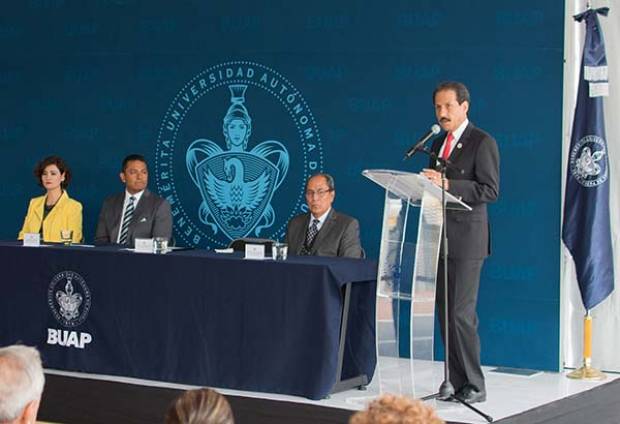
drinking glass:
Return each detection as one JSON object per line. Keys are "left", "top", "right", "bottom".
{"left": 60, "top": 229, "right": 73, "bottom": 246}
{"left": 153, "top": 237, "right": 169, "bottom": 254}
{"left": 272, "top": 242, "right": 288, "bottom": 260}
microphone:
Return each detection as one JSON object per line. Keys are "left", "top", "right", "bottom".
{"left": 403, "top": 124, "right": 441, "bottom": 159}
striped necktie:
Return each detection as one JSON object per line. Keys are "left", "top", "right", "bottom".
{"left": 118, "top": 196, "right": 136, "bottom": 245}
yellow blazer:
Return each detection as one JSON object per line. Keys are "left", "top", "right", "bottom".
{"left": 18, "top": 191, "right": 83, "bottom": 243}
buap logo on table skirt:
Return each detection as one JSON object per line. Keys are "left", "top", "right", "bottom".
{"left": 47, "top": 270, "right": 93, "bottom": 349}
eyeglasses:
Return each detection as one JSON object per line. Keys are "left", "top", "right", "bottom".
{"left": 305, "top": 189, "right": 333, "bottom": 198}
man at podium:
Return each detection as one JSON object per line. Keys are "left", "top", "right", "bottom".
{"left": 421, "top": 81, "right": 500, "bottom": 403}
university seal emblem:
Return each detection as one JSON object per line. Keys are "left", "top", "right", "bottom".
{"left": 187, "top": 84, "right": 288, "bottom": 240}
{"left": 570, "top": 135, "right": 609, "bottom": 187}
{"left": 47, "top": 271, "right": 91, "bottom": 328}
{"left": 155, "top": 61, "right": 323, "bottom": 248}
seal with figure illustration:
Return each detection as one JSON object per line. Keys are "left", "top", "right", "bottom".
{"left": 155, "top": 61, "right": 323, "bottom": 249}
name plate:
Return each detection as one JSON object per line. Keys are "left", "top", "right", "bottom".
{"left": 23, "top": 233, "right": 41, "bottom": 247}
{"left": 134, "top": 238, "right": 154, "bottom": 253}
{"left": 244, "top": 244, "right": 265, "bottom": 260}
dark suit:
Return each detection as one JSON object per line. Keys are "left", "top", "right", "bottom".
{"left": 286, "top": 209, "right": 363, "bottom": 258}
{"left": 94, "top": 189, "right": 172, "bottom": 246}
{"left": 430, "top": 122, "right": 499, "bottom": 393}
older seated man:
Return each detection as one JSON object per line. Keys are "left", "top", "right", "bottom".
{"left": 286, "top": 173, "right": 362, "bottom": 258}
{"left": 0, "top": 345, "right": 45, "bottom": 424}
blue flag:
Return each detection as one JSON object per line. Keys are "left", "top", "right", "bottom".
{"left": 562, "top": 7, "right": 614, "bottom": 310}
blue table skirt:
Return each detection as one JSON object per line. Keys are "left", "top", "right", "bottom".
{"left": 0, "top": 242, "right": 377, "bottom": 400}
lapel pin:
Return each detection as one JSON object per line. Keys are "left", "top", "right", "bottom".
{"left": 457, "top": 143, "right": 463, "bottom": 149}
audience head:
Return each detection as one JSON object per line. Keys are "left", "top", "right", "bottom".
{"left": 34, "top": 155, "right": 71, "bottom": 191}
{"left": 120, "top": 154, "right": 149, "bottom": 195}
{"left": 349, "top": 394, "right": 445, "bottom": 424}
{"left": 305, "top": 173, "right": 336, "bottom": 218}
{"left": 165, "top": 388, "right": 234, "bottom": 424}
{"left": 0, "top": 345, "right": 45, "bottom": 424}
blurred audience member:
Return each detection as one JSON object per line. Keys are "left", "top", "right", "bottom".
{"left": 349, "top": 394, "right": 444, "bottom": 424}
{"left": 18, "top": 155, "right": 83, "bottom": 243}
{"left": 165, "top": 388, "right": 234, "bottom": 424}
{"left": 0, "top": 345, "right": 45, "bottom": 424}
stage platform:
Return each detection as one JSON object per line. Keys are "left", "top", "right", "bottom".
{"left": 39, "top": 359, "right": 620, "bottom": 424}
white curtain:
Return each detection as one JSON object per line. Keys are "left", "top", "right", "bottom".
{"left": 562, "top": 0, "right": 620, "bottom": 372}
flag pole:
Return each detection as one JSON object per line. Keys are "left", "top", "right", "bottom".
{"left": 563, "top": 5, "right": 613, "bottom": 382}
{"left": 567, "top": 310, "right": 606, "bottom": 380}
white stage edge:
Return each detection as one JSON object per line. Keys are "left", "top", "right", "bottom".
{"left": 45, "top": 357, "right": 618, "bottom": 424}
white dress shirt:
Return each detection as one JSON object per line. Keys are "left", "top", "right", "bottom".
{"left": 439, "top": 118, "right": 469, "bottom": 159}
{"left": 308, "top": 208, "right": 331, "bottom": 231}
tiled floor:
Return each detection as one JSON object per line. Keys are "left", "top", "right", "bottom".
{"left": 46, "top": 357, "right": 618, "bottom": 424}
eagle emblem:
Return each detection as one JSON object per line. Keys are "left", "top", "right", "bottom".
{"left": 187, "top": 84, "right": 288, "bottom": 240}
{"left": 574, "top": 146, "right": 605, "bottom": 179}
{"left": 56, "top": 277, "right": 83, "bottom": 322}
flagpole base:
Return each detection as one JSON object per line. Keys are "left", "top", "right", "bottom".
{"left": 566, "top": 365, "right": 606, "bottom": 381}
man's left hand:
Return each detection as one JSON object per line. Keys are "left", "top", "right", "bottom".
{"left": 421, "top": 168, "right": 450, "bottom": 190}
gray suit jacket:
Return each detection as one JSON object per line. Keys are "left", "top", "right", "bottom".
{"left": 94, "top": 189, "right": 172, "bottom": 246}
{"left": 286, "top": 209, "right": 363, "bottom": 258}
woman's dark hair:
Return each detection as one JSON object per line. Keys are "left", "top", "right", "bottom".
{"left": 34, "top": 156, "right": 71, "bottom": 189}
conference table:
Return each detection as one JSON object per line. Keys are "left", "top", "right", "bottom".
{"left": 0, "top": 241, "right": 377, "bottom": 400}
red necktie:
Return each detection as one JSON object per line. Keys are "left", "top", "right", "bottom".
{"left": 442, "top": 132, "right": 454, "bottom": 160}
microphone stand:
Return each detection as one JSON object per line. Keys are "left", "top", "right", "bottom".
{"left": 417, "top": 147, "right": 493, "bottom": 423}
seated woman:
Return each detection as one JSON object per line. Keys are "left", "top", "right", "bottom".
{"left": 18, "top": 156, "right": 83, "bottom": 243}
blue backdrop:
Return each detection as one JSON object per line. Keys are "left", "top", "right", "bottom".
{"left": 1, "top": 1, "right": 563, "bottom": 371}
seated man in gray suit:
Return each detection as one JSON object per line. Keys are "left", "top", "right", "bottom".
{"left": 95, "top": 154, "right": 172, "bottom": 246}
{"left": 286, "top": 173, "right": 362, "bottom": 258}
